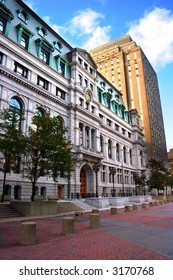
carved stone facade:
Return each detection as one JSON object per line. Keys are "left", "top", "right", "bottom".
{"left": 0, "top": 0, "right": 146, "bottom": 200}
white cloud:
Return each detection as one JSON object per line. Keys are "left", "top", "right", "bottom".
{"left": 127, "top": 7, "right": 173, "bottom": 70}
{"left": 44, "top": 9, "right": 111, "bottom": 50}
{"left": 68, "top": 9, "right": 111, "bottom": 50}
{"left": 82, "top": 25, "right": 111, "bottom": 50}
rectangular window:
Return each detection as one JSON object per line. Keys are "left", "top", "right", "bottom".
{"left": 84, "top": 62, "right": 88, "bottom": 70}
{"left": 79, "top": 98, "right": 84, "bottom": 106}
{"left": 91, "top": 106, "right": 95, "bottom": 113}
{"left": 59, "top": 61, "right": 65, "bottom": 76}
{"left": 99, "top": 114, "right": 103, "bottom": 121}
{"left": 78, "top": 74, "right": 82, "bottom": 85}
{"left": 14, "top": 61, "right": 28, "bottom": 78}
{"left": 0, "top": 52, "right": 3, "bottom": 64}
{"left": 115, "top": 124, "right": 119, "bottom": 131}
{"left": 78, "top": 57, "right": 82, "bottom": 64}
{"left": 90, "top": 83, "right": 93, "bottom": 91}
{"left": 107, "top": 119, "right": 112, "bottom": 126}
{"left": 101, "top": 165, "right": 106, "bottom": 182}
{"left": 89, "top": 67, "right": 93, "bottom": 75}
{"left": 56, "top": 87, "right": 66, "bottom": 100}
{"left": 20, "top": 34, "right": 29, "bottom": 49}
{"left": 37, "top": 76, "right": 49, "bottom": 90}
{"left": 40, "top": 49, "right": 49, "bottom": 64}
{"left": 84, "top": 78, "right": 88, "bottom": 87}
{"left": 0, "top": 19, "right": 4, "bottom": 32}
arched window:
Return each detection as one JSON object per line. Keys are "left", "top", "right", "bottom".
{"left": 129, "top": 149, "right": 132, "bottom": 165}
{"left": 35, "top": 107, "right": 45, "bottom": 117}
{"left": 123, "top": 146, "right": 127, "bottom": 163}
{"left": 57, "top": 115, "right": 65, "bottom": 130}
{"left": 9, "top": 97, "right": 23, "bottom": 130}
{"left": 91, "top": 129, "right": 95, "bottom": 150}
{"left": 116, "top": 143, "right": 120, "bottom": 161}
{"left": 17, "top": 9, "right": 29, "bottom": 24}
{"left": 108, "top": 139, "right": 112, "bottom": 159}
{"left": 100, "top": 135, "right": 103, "bottom": 152}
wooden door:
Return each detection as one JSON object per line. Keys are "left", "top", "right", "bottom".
{"left": 80, "top": 168, "right": 86, "bottom": 198}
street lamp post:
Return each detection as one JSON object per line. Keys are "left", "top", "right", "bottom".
{"left": 92, "top": 164, "right": 100, "bottom": 197}
{"left": 122, "top": 167, "right": 125, "bottom": 197}
{"left": 119, "top": 163, "right": 125, "bottom": 196}
{"left": 110, "top": 167, "right": 116, "bottom": 197}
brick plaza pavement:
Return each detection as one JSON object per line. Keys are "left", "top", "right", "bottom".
{"left": 0, "top": 202, "right": 173, "bottom": 260}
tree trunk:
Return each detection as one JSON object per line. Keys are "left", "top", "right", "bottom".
{"left": 1, "top": 170, "right": 7, "bottom": 203}
{"left": 31, "top": 181, "right": 36, "bottom": 201}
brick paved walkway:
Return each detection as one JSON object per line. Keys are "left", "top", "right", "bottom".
{"left": 0, "top": 203, "right": 173, "bottom": 260}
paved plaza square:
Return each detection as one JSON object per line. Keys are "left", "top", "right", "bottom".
{"left": 0, "top": 203, "right": 173, "bottom": 260}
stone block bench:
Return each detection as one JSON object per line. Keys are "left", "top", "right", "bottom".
{"left": 62, "top": 217, "right": 74, "bottom": 234}
{"left": 21, "top": 222, "right": 36, "bottom": 245}
{"left": 125, "top": 204, "right": 133, "bottom": 212}
{"left": 90, "top": 213, "right": 100, "bottom": 228}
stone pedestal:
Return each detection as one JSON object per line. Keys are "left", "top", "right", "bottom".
{"left": 125, "top": 205, "right": 133, "bottom": 212}
{"left": 154, "top": 201, "right": 159, "bottom": 206}
{"left": 92, "top": 209, "right": 99, "bottom": 214}
{"left": 111, "top": 207, "right": 118, "bottom": 214}
{"left": 75, "top": 211, "right": 83, "bottom": 222}
{"left": 142, "top": 202, "right": 146, "bottom": 208}
{"left": 62, "top": 217, "right": 74, "bottom": 234}
{"left": 159, "top": 200, "right": 164, "bottom": 205}
{"left": 90, "top": 213, "right": 100, "bottom": 228}
{"left": 133, "top": 204, "right": 138, "bottom": 210}
{"left": 21, "top": 222, "right": 36, "bottom": 245}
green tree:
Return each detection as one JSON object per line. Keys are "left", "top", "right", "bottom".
{"left": 0, "top": 109, "right": 26, "bottom": 202}
{"left": 134, "top": 173, "right": 146, "bottom": 195}
{"left": 165, "top": 173, "right": 173, "bottom": 195}
{"left": 147, "top": 158, "right": 167, "bottom": 194}
{"left": 23, "top": 113, "right": 76, "bottom": 201}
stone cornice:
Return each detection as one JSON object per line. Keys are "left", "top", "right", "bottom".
{"left": 0, "top": 66, "right": 68, "bottom": 108}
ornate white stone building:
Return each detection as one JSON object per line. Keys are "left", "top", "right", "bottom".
{"left": 0, "top": 0, "right": 146, "bottom": 200}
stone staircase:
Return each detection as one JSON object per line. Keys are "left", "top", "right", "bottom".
{"left": 71, "top": 200, "right": 96, "bottom": 211}
{"left": 0, "top": 203, "right": 24, "bottom": 219}
{"left": 57, "top": 200, "right": 95, "bottom": 214}
{"left": 57, "top": 201, "right": 83, "bottom": 213}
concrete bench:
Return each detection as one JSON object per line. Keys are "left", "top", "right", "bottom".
{"left": 153, "top": 200, "right": 159, "bottom": 206}
{"left": 133, "top": 204, "right": 139, "bottom": 210}
{"left": 75, "top": 211, "right": 83, "bottom": 222}
{"left": 125, "top": 204, "right": 133, "bottom": 212}
{"left": 62, "top": 217, "right": 74, "bottom": 234}
{"left": 90, "top": 213, "right": 100, "bottom": 228}
{"left": 92, "top": 209, "right": 99, "bottom": 214}
{"left": 159, "top": 200, "right": 164, "bottom": 205}
{"left": 21, "top": 222, "right": 36, "bottom": 245}
{"left": 110, "top": 207, "right": 118, "bottom": 214}
{"left": 142, "top": 202, "right": 149, "bottom": 208}
{"left": 149, "top": 201, "right": 154, "bottom": 207}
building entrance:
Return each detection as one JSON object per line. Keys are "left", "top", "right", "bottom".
{"left": 80, "top": 168, "right": 86, "bottom": 198}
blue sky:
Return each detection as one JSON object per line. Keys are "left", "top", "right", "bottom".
{"left": 24, "top": 0, "right": 173, "bottom": 151}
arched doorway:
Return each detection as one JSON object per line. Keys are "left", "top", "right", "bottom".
{"left": 80, "top": 167, "right": 86, "bottom": 198}
{"left": 80, "top": 165, "right": 94, "bottom": 198}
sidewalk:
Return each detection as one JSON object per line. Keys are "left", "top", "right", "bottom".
{"left": 0, "top": 202, "right": 173, "bottom": 260}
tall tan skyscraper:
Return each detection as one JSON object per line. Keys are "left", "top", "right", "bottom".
{"left": 89, "top": 35, "right": 167, "bottom": 162}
